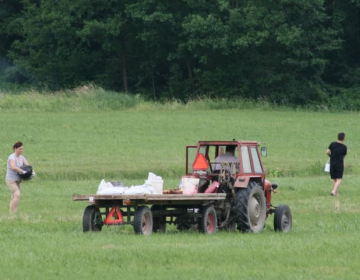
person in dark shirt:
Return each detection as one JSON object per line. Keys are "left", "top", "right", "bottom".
{"left": 326, "top": 132, "right": 347, "bottom": 196}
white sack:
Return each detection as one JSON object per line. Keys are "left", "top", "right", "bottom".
{"left": 96, "top": 173, "right": 161, "bottom": 195}
{"left": 97, "top": 187, "right": 127, "bottom": 195}
{"left": 97, "top": 179, "right": 115, "bottom": 194}
{"left": 145, "top": 172, "right": 163, "bottom": 184}
{"left": 124, "top": 183, "right": 154, "bottom": 195}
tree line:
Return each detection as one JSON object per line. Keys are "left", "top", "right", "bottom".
{"left": 0, "top": 0, "right": 360, "bottom": 106}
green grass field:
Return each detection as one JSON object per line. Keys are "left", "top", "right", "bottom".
{"left": 1, "top": 92, "right": 360, "bottom": 279}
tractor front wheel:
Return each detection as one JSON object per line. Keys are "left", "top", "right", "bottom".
{"left": 199, "top": 205, "right": 217, "bottom": 234}
{"left": 235, "top": 181, "right": 266, "bottom": 233}
{"left": 274, "top": 204, "right": 292, "bottom": 232}
{"left": 133, "top": 206, "right": 153, "bottom": 235}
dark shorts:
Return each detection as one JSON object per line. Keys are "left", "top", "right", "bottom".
{"left": 330, "top": 163, "right": 344, "bottom": 179}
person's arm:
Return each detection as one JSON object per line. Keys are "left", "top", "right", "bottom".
{"left": 213, "top": 156, "right": 220, "bottom": 171}
{"left": 9, "top": 159, "right": 26, "bottom": 173}
{"left": 326, "top": 149, "right": 331, "bottom": 157}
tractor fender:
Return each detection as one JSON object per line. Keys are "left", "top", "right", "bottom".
{"left": 234, "top": 176, "right": 250, "bottom": 188}
{"left": 264, "top": 179, "right": 272, "bottom": 192}
{"left": 234, "top": 176, "right": 263, "bottom": 189}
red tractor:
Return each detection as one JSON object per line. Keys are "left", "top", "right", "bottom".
{"left": 178, "top": 140, "right": 292, "bottom": 233}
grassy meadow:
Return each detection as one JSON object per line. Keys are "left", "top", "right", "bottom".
{"left": 1, "top": 89, "right": 360, "bottom": 279}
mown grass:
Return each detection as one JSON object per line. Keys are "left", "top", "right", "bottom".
{"left": 1, "top": 177, "right": 360, "bottom": 279}
{"left": 1, "top": 90, "right": 360, "bottom": 279}
{"left": 1, "top": 108, "right": 359, "bottom": 179}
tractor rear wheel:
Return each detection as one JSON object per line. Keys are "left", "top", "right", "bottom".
{"left": 83, "top": 205, "right": 103, "bottom": 232}
{"left": 199, "top": 205, "right": 217, "bottom": 234}
{"left": 274, "top": 204, "right": 292, "bottom": 232}
{"left": 133, "top": 206, "right": 153, "bottom": 235}
{"left": 235, "top": 181, "right": 266, "bottom": 233}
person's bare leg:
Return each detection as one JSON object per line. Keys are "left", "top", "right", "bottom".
{"left": 331, "top": 179, "right": 342, "bottom": 195}
{"left": 10, "top": 190, "right": 20, "bottom": 214}
{"left": 331, "top": 180, "right": 336, "bottom": 195}
{"left": 334, "top": 179, "right": 342, "bottom": 195}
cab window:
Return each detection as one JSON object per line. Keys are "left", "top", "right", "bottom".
{"left": 186, "top": 146, "right": 197, "bottom": 174}
{"left": 241, "top": 146, "right": 252, "bottom": 173}
{"left": 251, "top": 147, "right": 263, "bottom": 173}
{"left": 197, "top": 146, "right": 211, "bottom": 172}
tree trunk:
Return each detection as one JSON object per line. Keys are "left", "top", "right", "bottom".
{"left": 151, "top": 71, "right": 156, "bottom": 99}
{"left": 121, "top": 51, "right": 128, "bottom": 94}
{"left": 231, "top": 0, "right": 240, "bottom": 9}
{"left": 265, "top": 48, "right": 272, "bottom": 96}
{"left": 187, "top": 60, "right": 194, "bottom": 94}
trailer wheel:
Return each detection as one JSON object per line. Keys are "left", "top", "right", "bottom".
{"left": 274, "top": 204, "right": 292, "bottom": 232}
{"left": 235, "top": 181, "right": 266, "bottom": 233}
{"left": 151, "top": 205, "right": 166, "bottom": 233}
{"left": 133, "top": 206, "right": 153, "bottom": 235}
{"left": 199, "top": 205, "right": 217, "bottom": 234}
{"left": 83, "top": 205, "right": 103, "bottom": 232}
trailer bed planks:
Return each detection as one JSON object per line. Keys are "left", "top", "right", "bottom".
{"left": 72, "top": 193, "right": 226, "bottom": 205}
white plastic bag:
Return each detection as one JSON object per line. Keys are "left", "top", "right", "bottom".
{"left": 98, "top": 187, "right": 127, "bottom": 195}
{"left": 97, "top": 179, "right": 115, "bottom": 194}
{"left": 124, "top": 184, "right": 154, "bottom": 195}
{"left": 324, "top": 159, "right": 330, "bottom": 172}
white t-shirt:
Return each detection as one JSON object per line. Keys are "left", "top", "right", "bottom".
{"left": 6, "top": 153, "right": 26, "bottom": 181}
{"left": 213, "top": 152, "right": 239, "bottom": 172}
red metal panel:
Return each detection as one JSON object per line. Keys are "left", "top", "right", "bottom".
{"left": 186, "top": 145, "right": 197, "bottom": 174}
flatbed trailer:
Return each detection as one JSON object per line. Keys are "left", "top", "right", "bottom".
{"left": 72, "top": 193, "right": 227, "bottom": 235}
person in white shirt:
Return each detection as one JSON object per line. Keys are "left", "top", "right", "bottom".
{"left": 213, "top": 145, "right": 238, "bottom": 173}
{"left": 5, "top": 141, "right": 30, "bottom": 214}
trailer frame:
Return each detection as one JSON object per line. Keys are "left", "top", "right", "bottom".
{"left": 73, "top": 193, "right": 227, "bottom": 235}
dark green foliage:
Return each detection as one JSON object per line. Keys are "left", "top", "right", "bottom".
{"left": 0, "top": 0, "right": 359, "bottom": 108}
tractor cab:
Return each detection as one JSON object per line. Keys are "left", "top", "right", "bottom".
{"left": 184, "top": 141, "right": 267, "bottom": 194}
